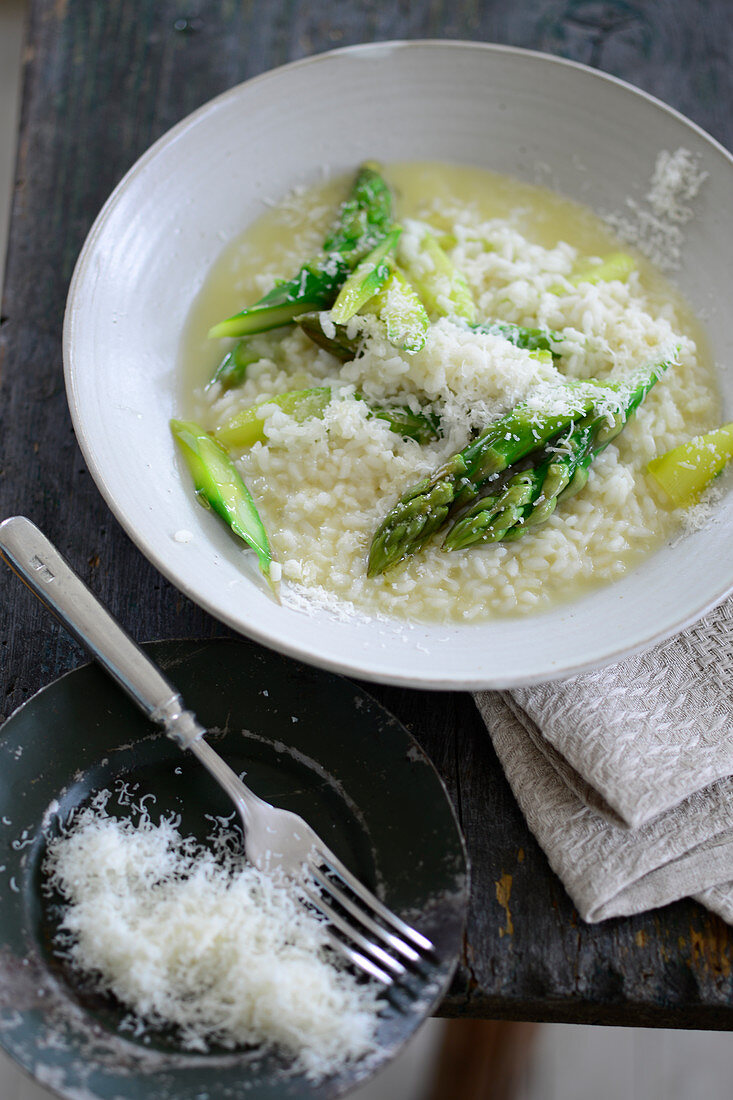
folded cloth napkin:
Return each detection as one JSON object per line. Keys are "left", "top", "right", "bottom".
{"left": 474, "top": 596, "right": 733, "bottom": 924}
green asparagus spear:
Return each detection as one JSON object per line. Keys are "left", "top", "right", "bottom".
{"left": 550, "top": 252, "right": 637, "bottom": 295}
{"left": 365, "top": 399, "right": 441, "bottom": 444}
{"left": 469, "top": 321, "right": 564, "bottom": 360}
{"left": 215, "top": 386, "right": 440, "bottom": 449}
{"left": 398, "top": 226, "right": 477, "bottom": 322}
{"left": 367, "top": 267, "right": 430, "bottom": 353}
{"left": 207, "top": 332, "right": 284, "bottom": 390}
{"left": 295, "top": 312, "right": 363, "bottom": 361}
{"left": 209, "top": 163, "right": 394, "bottom": 340}
{"left": 330, "top": 229, "right": 402, "bottom": 324}
{"left": 297, "top": 307, "right": 557, "bottom": 365}
{"left": 322, "top": 161, "right": 393, "bottom": 258}
{"left": 170, "top": 419, "right": 276, "bottom": 591}
{"left": 209, "top": 339, "right": 261, "bottom": 389}
{"left": 208, "top": 255, "right": 351, "bottom": 339}
{"left": 444, "top": 415, "right": 603, "bottom": 549}
{"left": 296, "top": 266, "right": 431, "bottom": 358}
{"left": 568, "top": 251, "right": 636, "bottom": 288}
{"left": 447, "top": 361, "right": 671, "bottom": 550}
{"left": 647, "top": 423, "right": 733, "bottom": 507}
{"left": 367, "top": 361, "right": 671, "bottom": 574}
{"left": 367, "top": 396, "right": 596, "bottom": 576}
{"left": 215, "top": 388, "right": 333, "bottom": 448}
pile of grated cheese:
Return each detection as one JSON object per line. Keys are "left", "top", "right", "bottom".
{"left": 43, "top": 803, "right": 382, "bottom": 1080}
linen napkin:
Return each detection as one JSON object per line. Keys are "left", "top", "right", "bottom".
{"left": 474, "top": 595, "right": 733, "bottom": 924}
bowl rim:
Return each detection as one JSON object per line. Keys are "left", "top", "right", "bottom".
{"left": 63, "top": 39, "right": 733, "bottom": 690}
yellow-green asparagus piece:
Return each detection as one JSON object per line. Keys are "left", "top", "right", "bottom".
{"left": 647, "top": 423, "right": 733, "bottom": 507}
{"left": 397, "top": 226, "right": 476, "bottom": 322}
{"left": 170, "top": 419, "right": 276, "bottom": 592}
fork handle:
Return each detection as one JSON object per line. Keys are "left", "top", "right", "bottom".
{"left": 0, "top": 516, "right": 204, "bottom": 748}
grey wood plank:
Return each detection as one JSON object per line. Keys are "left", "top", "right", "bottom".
{"left": 1, "top": 0, "right": 733, "bottom": 1028}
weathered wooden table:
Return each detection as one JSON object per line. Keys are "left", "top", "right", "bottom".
{"left": 2, "top": 0, "right": 733, "bottom": 1031}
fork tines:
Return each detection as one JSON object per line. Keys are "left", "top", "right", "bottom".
{"left": 302, "top": 848, "right": 435, "bottom": 986}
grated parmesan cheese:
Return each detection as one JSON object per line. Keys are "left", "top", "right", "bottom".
{"left": 646, "top": 149, "right": 709, "bottom": 223}
{"left": 677, "top": 483, "right": 724, "bottom": 539}
{"left": 44, "top": 803, "right": 382, "bottom": 1080}
{"left": 604, "top": 148, "right": 708, "bottom": 271}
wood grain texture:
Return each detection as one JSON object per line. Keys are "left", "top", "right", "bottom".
{"left": 425, "top": 1018, "right": 540, "bottom": 1100}
{"left": 2, "top": 0, "right": 733, "bottom": 1027}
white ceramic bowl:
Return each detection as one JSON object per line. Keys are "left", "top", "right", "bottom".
{"left": 63, "top": 41, "right": 733, "bottom": 690}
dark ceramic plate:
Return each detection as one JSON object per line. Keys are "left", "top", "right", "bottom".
{"left": 0, "top": 639, "right": 468, "bottom": 1100}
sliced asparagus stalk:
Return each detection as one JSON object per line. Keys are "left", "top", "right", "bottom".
{"left": 322, "top": 161, "right": 393, "bottom": 259}
{"left": 398, "top": 226, "right": 476, "bottom": 322}
{"left": 367, "top": 267, "right": 430, "bottom": 353}
{"left": 214, "top": 385, "right": 440, "bottom": 449}
{"left": 647, "top": 423, "right": 733, "bottom": 507}
{"left": 469, "top": 320, "right": 564, "bottom": 360}
{"left": 297, "top": 266, "right": 431, "bottom": 358}
{"left": 170, "top": 419, "right": 276, "bottom": 592}
{"left": 330, "top": 229, "right": 402, "bottom": 324}
{"left": 208, "top": 332, "right": 283, "bottom": 391}
{"left": 568, "top": 251, "right": 636, "bottom": 287}
{"left": 214, "top": 387, "right": 332, "bottom": 449}
{"left": 297, "top": 307, "right": 560, "bottom": 365}
{"left": 295, "top": 312, "right": 362, "bottom": 362}
{"left": 208, "top": 255, "right": 351, "bottom": 340}
{"left": 209, "top": 163, "right": 394, "bottom": 340}
{"left": 366, "top": 399, "right": 441, "bottom": 444}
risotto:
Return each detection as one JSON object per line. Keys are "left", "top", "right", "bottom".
{"left": 178, "top": 161, "right": 718, "bottom": 623}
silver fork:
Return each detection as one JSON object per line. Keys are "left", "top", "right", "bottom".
{"left": 0, "top": 516, "right": 433, "bottom": 985}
